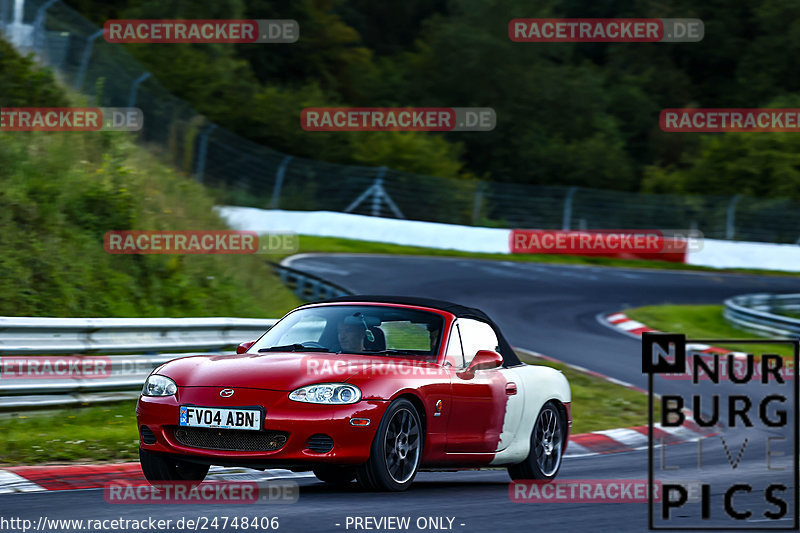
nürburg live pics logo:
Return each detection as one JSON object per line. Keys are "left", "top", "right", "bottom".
{"left": 643, "top": 333, "right": 798, "bottom": 530}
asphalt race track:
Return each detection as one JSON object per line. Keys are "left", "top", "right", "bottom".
{"left": 3, "top": 255, "right": 800, "bottom": 532}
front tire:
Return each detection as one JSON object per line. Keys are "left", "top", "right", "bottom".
{"left": 356, "top": 399, "right": 423, "bottom": 491}
{"left": 508, "top": 401, "right": 564, "bottom": 481}
{"left": 139, "top": 448, "right": 209, "bottom": 486}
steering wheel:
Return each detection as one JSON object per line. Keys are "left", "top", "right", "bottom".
{"left": 301, "top": 341, "right": 327, "bottom": 349}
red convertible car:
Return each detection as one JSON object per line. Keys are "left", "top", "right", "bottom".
{"left": 137, "top": 296, "right": 572, "bottom": 491}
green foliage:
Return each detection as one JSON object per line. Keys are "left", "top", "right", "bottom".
{"left": 48, "top": 0, "right": 800, "bottom": 196}
{"left": 0, "top": 40, "right": 68, "bottom": 107}
{"left": 0, "top": 39, "right": 300, "bottom": 317}
{"left": 0, "top": 131, "right": 301, "bottom": 317}
{"left": 642, "top": 97, "right": 800, "bottom": 200}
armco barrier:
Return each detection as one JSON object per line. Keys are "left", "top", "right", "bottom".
{"left": 0, "top": 267, "right": 351, "bottom": 411}
{"left": 0, "top": 317, "right": 277, "bottom": 411}
{"left": 723, "top": 293, "right": 800, "bottom": 338}
{"left": 272, "top": 262, "right": 351, "bottom": 301}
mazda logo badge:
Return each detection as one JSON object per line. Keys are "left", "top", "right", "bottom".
{"left": 219, "top": 389, "right": 234, "bottom": 398}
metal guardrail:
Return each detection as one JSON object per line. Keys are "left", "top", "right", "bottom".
{"left": 0, "top": 317, "right": 277, "bottom": 411}
{"left": 0, "top": 265, "right": 350, "bottom": 410}
{"left": 723, "top": 293, "right": 800, "bottom": 338}
{"left": 0, "top": 316, "right": 277, "bottom": 355}
{"left": 272, "top": 262, "right": 351, "bottom": 301}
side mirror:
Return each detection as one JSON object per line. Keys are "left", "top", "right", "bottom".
{"left": 236, "top": 340, "right": 256, "bottom": 354}
{"left": 457, "top": 349, "right": 503, "bottom": 378}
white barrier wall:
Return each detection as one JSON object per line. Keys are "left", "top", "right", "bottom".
{"left": 217, "top": 207, "right": 800, "bottom": 273}
{"left": 216, "top": 207, "right": 512, "bottom": 254}
{"left": 687, "top": 238, "right": 800, "bottom": 272}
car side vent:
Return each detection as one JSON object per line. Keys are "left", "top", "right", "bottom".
{"left": 140, "top": 425, "right": 157, "bottom": 444}
{"left": 306, "top": 434, "right": 334, "bottom": 453}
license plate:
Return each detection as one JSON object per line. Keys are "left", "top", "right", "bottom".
{"left": 179, "top": 406, "right": 262, "bottom": 431}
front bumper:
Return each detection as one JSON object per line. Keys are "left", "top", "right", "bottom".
{"left": 136, "top": 386, "right": 387, "bottom": 467}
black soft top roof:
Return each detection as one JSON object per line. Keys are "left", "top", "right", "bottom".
{"left": 313, "top": 295, "right": 522, "bottom": 367}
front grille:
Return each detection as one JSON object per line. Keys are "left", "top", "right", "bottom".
{"left": 171, "top": 427, "right": 288, "bottom": 451}
{"left": 140, "top": 425, "right": 157, "bottom": 444}
{"left": 306, "top": 434, "right": 334, "bottom": 453}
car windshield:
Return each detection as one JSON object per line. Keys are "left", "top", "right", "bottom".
{"left": 249, "top": 305, "right": 445, "bottom": 359}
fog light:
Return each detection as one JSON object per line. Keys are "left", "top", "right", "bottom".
{"left": 350, "top": 418, "right": 370, "bottom": 426}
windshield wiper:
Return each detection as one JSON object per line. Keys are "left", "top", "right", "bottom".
{"left": 258, "top": 344, "right": 331, "bottom": 353}
{"left": 360, "top": 349, "right": 420, "bottom": 356}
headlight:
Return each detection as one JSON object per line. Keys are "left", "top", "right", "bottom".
{"left": 289, "top": 383, "right": 361, "bottom": 404}
{"left": 142, "top": 374, "right": 177, "bottom": 397}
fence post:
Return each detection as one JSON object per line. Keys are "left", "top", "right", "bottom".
{"left": 562, "top": 186, "right": 577, "bottom": 230}
{"left": 194, "top": 124, "right": 217, "bottom": 183}
{"left": 725, "top": 195, "right": 741, "bottom": 240}
{"left": 0, "top": 0, "right": 9, "bottom": 33}
{"left": 74, "top": 29, "right": 104, "bottom": 90}
{"left": 32, "top": 0, "right": 59, "bottom": 54}
{"left": 370, "top": 167, "right": 388, "bottom": 217}
{"left": 270, "top": 155, "right": 293, "bottom": 209}
{"left": 127, "top": 72, "right": 151, "bottom": 109}
{"left": 472, "top": 183, "right": 485, "bottom": 225}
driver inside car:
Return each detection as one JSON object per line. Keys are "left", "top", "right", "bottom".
{"left": 337, "top": 318, "right": 366, "bottom": 353}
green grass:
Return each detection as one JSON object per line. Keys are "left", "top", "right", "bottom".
{"left": 0, "top": 353, "right": 657, "bottom": 465}
{"left": 277, "top": 235, "right": 798, "bottom": 277}
{"left": 0, "top": 402, "right": 139, "bottom": 465}
{"left": 625, "top": 304, "right": 796, "bottom": 359}
{"left": 517, "top": 351, "right": 657, "bottom": 434}
{"left": 0, "top": 38, "right": 300, "bottom": 318}
{"left": 0, "top": 130, "right": 302, "bottom": 318}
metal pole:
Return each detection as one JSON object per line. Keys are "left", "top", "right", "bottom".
{"left": 74, "top": 29, "right": 104, "bottom": 90}
{"left": 32, "top": 0, "right": 59, "bottom": 54}
{"left": 472, "top": 184, "right": 484, "bottom": 225}
{"left": 725, "top": 195, "right": 741, "bottom": 240}
{"left": 562, "top": 186, "right": 577, "bottom": 230}
{"left": 371, "top": 167, "right": 387, "bottom": 217}
{"left": 344, "top": 181, "right": 376, "bottom": 213}
{"left": 371, "top": 179, "right": 383, "bottom": 217}
{"left": 270, "top": 155, "right": 293, "bottom": 209}
{"left": 126, "top": 72, "right": 151, "bottom": 109}
{"left": 0, "top": 0, "right": 8, "bottom": 33}
{"left": 194, "top": 124, "right": 217, "bottom": 183}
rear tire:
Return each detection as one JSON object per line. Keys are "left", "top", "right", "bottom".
{"left": 508, "top": 401, "right": 564, "bottom": 482}
{"left": 139, "top": 448, "right": 209, "bottom": 486}
{"left": 356, "top": 399, "right": 423, "bottom": 491}
{"left": 313, "top": 466, "right": 356, "bottom": 485}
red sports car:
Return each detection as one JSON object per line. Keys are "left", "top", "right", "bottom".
{"left": 137, "top": 296, "right": 572, "bottom": 491}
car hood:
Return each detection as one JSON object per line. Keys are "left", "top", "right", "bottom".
{"left": 156, "top": 352, "right": 421, "bottom": 391}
